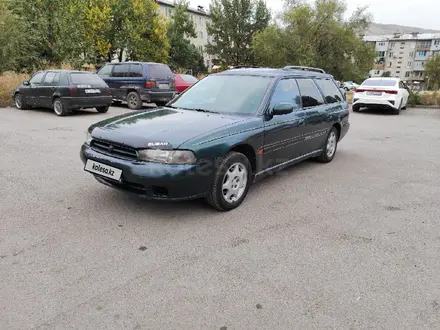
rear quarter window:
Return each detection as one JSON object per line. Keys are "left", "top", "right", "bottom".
{"left": 296, "top": 79, "right": 325, "bottom": 108}
{"left": 147, "top": 64, "right": 174, "bottom": 80}
{"left": 314, "top": 79, "right": 344, "bottom": 104}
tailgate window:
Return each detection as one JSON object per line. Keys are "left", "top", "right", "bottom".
{"left": 148, "top": 64, "right": 173, "bottom": 80}
{"left": 70, "top": 73, "right": 106, "bottom": 86}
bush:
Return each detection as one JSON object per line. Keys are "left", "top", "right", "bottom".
{"left": 0, "top": 72, "right": 29, "bottom": 107}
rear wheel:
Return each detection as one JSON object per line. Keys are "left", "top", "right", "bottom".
{"left": 14, "top": 93, "right": 28, "bottom": 110}
{"left": 127, "top": 91, "right": 142, "bottom": 110}
{"left": 316, "top": 127, "right": 339, "bottom": 163}
{"left": 96, "top": 106, "right": 109, "bottom": 113}
{"left": 53, "top": 98, "right": 68, "bottom": 116}
{"left": 393, "top": 100, "right": 402, "bottom": 115}
{"left": 206, "top": 152, "right": 252, "bottom": 211}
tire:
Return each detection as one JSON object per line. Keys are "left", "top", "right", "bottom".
{"left": 205, "top": 152, "right": 252, "bottom": 211}
{"left": 352, "top": 104, "right": 360, "bottom": 112}
{"left": 53, "top": 98, "right": 68, "bottom": 116}
{"left": 126, "top": 91, "right": 142, "bottom": 110}
{"left": 14, "top": 93, "right": 28, "bottom": 110}
{"left": 316, "top": 127, "right": 339, "bottom": 163}
{"left": 393, "top": 100, "right": 402, "bottom": 115}
{"left": 96, "top": 105, "right": 109, "bottom": 113}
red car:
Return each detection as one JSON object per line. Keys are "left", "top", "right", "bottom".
{"left": 174, "top": 73, "right": 199, "bottom": 93}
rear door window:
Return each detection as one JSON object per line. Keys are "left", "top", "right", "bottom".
{"left": 314, "top": 79, "right": 344, "bottom": 104}
{"left": 128, "top": 64, "right": 144, "bottom": 77}
{"left": 111, "top": 64, "right": 129, "bottom": 78}
{"left": 296, "top": 79, "right": 325, "bottom": 108}
{"left": 98, "top": 65, "right": 113, "bottom": 77}
{"left": 43, "top": 72, "right": 57, "bottom": 85}
{"left": 147, "top": 64, "right": 173, "bottom": 80}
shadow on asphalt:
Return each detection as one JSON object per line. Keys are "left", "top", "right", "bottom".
{"left": 354, "top": 106, "right": 406, "bottom": 116}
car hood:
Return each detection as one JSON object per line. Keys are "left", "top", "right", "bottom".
{"left": 89, "top": 108, "right": 250, "bottom": 149}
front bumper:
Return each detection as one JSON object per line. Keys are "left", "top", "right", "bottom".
{"left": 80, "top": 144, "right": 214, "bottom": 201}
{"left": 64, "top": 96, "right": 112, "bottom": 109}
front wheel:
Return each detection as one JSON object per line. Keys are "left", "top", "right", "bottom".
{"left": 206, "top": 152, "right": 252, "bottom": 211}
{"left": 96, "top": 105, "right": 109, "bottom": 113}
{"left": 14, "top": 93, "right": 28, "bottom": 110}
{"left": 352, "top": 104, "right": 360, "bottom": 112}
{"left": 316, "top": 127, "right": 339, "bottom": 163}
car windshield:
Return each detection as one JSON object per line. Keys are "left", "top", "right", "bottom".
{"left": 70, "top": 73, "right": 105, "bottom": 86}
{"left": 169, "top": 75, "right": 272, "bottom": 115}
{"left": 362, "top": 79, "right": 397, "bottom": 87}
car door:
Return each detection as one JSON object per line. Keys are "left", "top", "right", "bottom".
{"left": 97, "top": 64, "right": 115, "bottom": 97}
{"left": 109, "top": 64, "right": 130, "bottom": 100}
{"left": 262, "top": 78, "right": 307, "bottom": 171}
{"left": 296, "top": 78, "right": 332, "bottom": 153}
{"left": 39, "top": 71, "right": 59, "bottom": 108}
{"left": 26, "top": 71, "right": 46, "bottom": 106}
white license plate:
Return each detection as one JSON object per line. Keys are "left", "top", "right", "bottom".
{"left": 85, "top": 89, "right": 101, "bottom": 94}
{"left": 158, "top": 84, "right": 169, "bottom": 89}
{"left": 367, "top": 91, "right": 382, "bottom": 96}
{"left": 84, "top": 160, "right": 122, "bottom": 181}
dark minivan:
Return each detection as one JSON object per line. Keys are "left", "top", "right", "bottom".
{"left": 97, "top": 62, "right": 177, "bottom": 109}
{"left": 13, "top": 70, "right": 112, "bottom": 116}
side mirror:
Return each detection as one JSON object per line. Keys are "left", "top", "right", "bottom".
{"left": 23, "top": 80, "right": 30, "bottom": 86}
{"left": 272, "top": 102, "right": 294, "bottom": 115}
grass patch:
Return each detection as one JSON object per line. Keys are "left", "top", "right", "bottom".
{"left": 0, "top": 72, "right": 29, "bottom": 107}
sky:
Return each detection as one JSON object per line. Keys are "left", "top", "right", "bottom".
{"left": 189, "top": 0, "right": 440, "bottom": 30}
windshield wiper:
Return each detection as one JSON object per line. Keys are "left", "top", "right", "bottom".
{"left": 170, "top": 106, "right": 218, "bottom": 114}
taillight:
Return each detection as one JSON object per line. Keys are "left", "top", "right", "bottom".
{"left": 355, "top": 88, "right": 365, "bottom": 93}
{"left": 69, "top": 85, "right": 78, "bottom": 96}
{"left": 146, "top": 81, "right": 156, "bottom": 88}
{"left": 355, "top": 88, "right": 397, "bottom": 94}
{"left": 384, "top": 90, "right": 398, "bottom": 94}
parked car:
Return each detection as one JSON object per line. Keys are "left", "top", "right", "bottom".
{"left": 174, "top": 73, "right": 199, "bottom": 93}
{"left": 81, "top": 65, "right": 350, "bottom": 211}
{"left": 97, "top": 62, "right": 176, "bottom": 109}
{"left": 352, "top": 77, "right": 410, "bottom": 115}
{"left": 13, "top": 70, "right": 112, "bottom": 116}
{"left": 343, "top": 81, "right": 359, "bottom": 91}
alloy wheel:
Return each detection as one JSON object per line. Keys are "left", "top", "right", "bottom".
{"left": 326, "top": 131, "right": 337, "bottom": 158}
{"left": 15, "top": 94, "right": 22, "bottom": 109}
{"left": 222, "top": 162, "right": 248, "bottom": 204}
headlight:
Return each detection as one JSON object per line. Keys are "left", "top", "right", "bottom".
{"left": 138, "top": 149, "right": 196, "bottom": 165}
{"left": 85, "top": 131, "right": 92, "bottom": 144}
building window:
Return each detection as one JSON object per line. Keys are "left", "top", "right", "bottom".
{"left": 399, "top": 52, "right": 404, "bottom": 55}
{"left": 434, "top": 40, "right": 440, "bottom": 46}
{"left": 397, "top": 66, "right": 401, "bottom": 69}
{"left": 388, "top": 62, "right": 392, "bottom": 67}
{"left": 401, "top": 42, "right": 405, "bottom": 45}
{"left": 390, "top": 42, "right": 395, "bottom": 48}
{"left": 199, "top": 16, "right": 203, "bottom": 24}
{"left": 398, "top": 61, "right": 402, "bottom": 64}
{"left": 199, "top": 31, "right": 204, "bottom": 39}
{"left": 405, "top": 72, "right": 410, "bottom": 77}
{"left": 409, "top": 52, "right": 414, "bottom": 57}
{"left": 408, "top": 61, "right": 412, "bottom": 66}
{"left": 396, "top": 71, "right": 400, "bottom": 73}
{"left": 389, "top": 52, "right": 394, "bottom": 58}
{"left": 378, "top": 51, "right": 385, "bottom": 57}
{"left": 417, "top": 51, "right": 427, "bottom": 56}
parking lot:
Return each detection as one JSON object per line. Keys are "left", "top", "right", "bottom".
{"left": 1, "top": 105, "right": 440, "bottom": 329}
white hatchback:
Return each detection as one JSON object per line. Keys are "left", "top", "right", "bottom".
{"left": 352, "top": 78, "right": 410, "bottom": 115}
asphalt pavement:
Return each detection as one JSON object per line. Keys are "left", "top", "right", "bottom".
{"left": 1, "top": 105, "right": 440, "bottom": 329}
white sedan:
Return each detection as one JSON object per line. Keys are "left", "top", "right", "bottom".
{"left": 352, "top": 78, "right": 410, "bottom": 115}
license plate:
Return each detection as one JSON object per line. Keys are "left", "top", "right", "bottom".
{"left": 85, "top": 89, "right": 101, "bottom": 94}
{"left": 158, "top": 84, "right": 169, "bottom": 89}
{"left": 84, "top": 160, "right": 122, "bottom": 181}
{"left": 367, "top": 91, "right": 382, "bottom": 96}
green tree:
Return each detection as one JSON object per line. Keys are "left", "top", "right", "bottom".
{"left": 206, "top": 0, "right": 270, "bottom": 66}
{"left": 425, "top": 55, "right": 440, "bottom": 90}
{"left": 253, "top": 0, "right": 376, "bottom": 82}
{"left": 167, "top": 0, "right": 201, "bottom": 70}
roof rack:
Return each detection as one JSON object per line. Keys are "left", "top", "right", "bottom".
{"left": 282, "top": 66, "right": 326, "bottom": 74}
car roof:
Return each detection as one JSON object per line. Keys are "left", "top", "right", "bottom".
{"left": 216, "top": 67, "right": 333, "bottom": 79}
{"left": 42, "top": 70, "right": 96, "bottom": 74}
{"left": 365, "top": 77, "right": 399, "bottom": 81}
{"left": 110, "top": 61, "right": 168, "bottom": 65}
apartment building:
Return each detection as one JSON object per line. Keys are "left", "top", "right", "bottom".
{"left": 364, "top": 33, "right": 440, "bottom": 89}
{"left": 156, "top": 0, "right": 214, "bottom": 70}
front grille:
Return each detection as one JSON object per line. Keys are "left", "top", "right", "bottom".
{"left": 90, "top": 139, "right": 138, "bottom": 160}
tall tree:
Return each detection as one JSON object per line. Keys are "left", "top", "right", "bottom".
{"left": 167, "top": 0, "right": 201, "bottom": 71}
{"left": 252, "top": 0, "right": 376, "bottom": 82}
{"left": 425, "top": 55, "right": 440, "bottom": 90}
{"left": 206, "top": 0, "right": 270, "bottom": 66}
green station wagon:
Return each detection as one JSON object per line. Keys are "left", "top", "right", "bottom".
{"left": 80, "top": 66, "right": 350, "bottom": 211}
